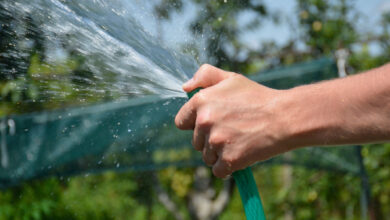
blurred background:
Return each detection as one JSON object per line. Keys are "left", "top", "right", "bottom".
{"left": 0, "top": 0, "right": 390, "bottom": 219}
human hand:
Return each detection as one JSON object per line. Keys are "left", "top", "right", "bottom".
{"left": 175, "top": 64, "right": 292, "bottom": 178}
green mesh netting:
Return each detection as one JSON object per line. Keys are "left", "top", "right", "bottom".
{"left": 0, "top": 57, "right": 360, "bottom": 188}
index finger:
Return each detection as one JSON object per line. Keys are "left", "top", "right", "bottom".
{"left": 175, "top": 94, "right": 198, "bottom": 130}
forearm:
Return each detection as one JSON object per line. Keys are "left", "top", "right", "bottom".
{"left": 280, "top": 63, "right": 390, "bottom": 149}
{"left": 176, "top": 63, "right": 389, "bottom": 176}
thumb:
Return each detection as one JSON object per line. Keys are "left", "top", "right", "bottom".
{"left": 183, "top": 64, "right": 235, "bottom": 92}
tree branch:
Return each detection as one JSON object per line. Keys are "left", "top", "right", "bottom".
{"left": 153, "top": 172, "right": 185, "bottom": 220}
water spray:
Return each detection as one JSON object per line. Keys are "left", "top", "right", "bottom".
{"left": 187, "top": 88, "right": 266, "bottom": 220}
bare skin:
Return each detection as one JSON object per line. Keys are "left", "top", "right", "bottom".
{"left": 175, "top": 63, "right": 390, "bottom": 178}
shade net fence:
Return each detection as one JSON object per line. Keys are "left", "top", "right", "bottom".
{"left": 0, "top": 57, "right": 361, "bottom": 188}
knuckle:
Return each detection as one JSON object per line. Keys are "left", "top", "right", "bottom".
{"left": 193, "top": 90, "right": 206, "bottom": 105}
{"left": 197, "top": 117, "right": 212, "bottom": 130}
{"left": 227, "top": 71, "right": 238, "bottom": 78}
{"left": 233, "top": 72, "right": 243, "bottom": 78}
{"left": 199, "top": 63, "right": 212, "bottom": 73}
{"left": 221, "top": 154, "right": 238, "bottom": 169}
{"left": 209, "top": 132, "right": 225, "bottom": 146}
{"left": 196, "top": 110, "right": 213, "bottom": 129}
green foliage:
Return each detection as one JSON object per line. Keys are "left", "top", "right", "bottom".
{"left": 1, "top": 0, "right": 390, "bottom": 219}
{"left": 159, "top": 167, "right": 193, "bottom": 198}
{"left": 297, "top": 0, "right": 358, "bottom": 55}
{"left": 0, "top": 172, "right": 178, "bottom": 220}
{"left": 348, "top": 44, "right": 389, "bottom": 73}
{"left": 58, "top": 172, "right": 144, "bottom": 220}
{"left": 192, "top": 0, "right": 268, "bottom": 71}
{"left": 0, "top": 178, "right": 61, "bottom": 220}
{"left": 363, "top": 143, "right": 390, "bottom": 217}
{"left": 156, "top": 0, "right": 270, "bottom": 72}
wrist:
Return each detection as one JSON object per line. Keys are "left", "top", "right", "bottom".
{"left": 277, "top": 83, "right": 343, "bottom": 149}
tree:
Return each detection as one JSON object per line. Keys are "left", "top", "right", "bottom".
{"left": 155, "top": 0, "right": 270, "bottom": 72}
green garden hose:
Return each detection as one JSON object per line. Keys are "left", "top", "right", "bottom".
{"left": 187, "top": 88, "right": 266, "bottom": 220}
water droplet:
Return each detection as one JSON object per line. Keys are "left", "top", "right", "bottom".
{"left": 27, "top": 153, "right": 33, "bottom": 161}
{"left": 116, "top": 163, "right": 120, "bottom": 168}
{"left": 7, "top": 119, "right": 15, "bottom": 135}
{"left": 127, "top": 129, "right": 132, "bottom": 133}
